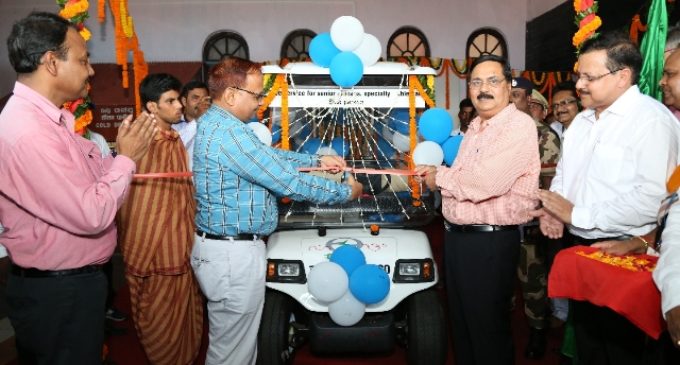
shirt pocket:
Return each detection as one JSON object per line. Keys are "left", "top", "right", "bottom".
{"left": 590, "top": 143, "right": 624, "bottom": 182}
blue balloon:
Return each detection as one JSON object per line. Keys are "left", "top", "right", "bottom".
{"left": 271, "top": 124, "right": 281, "bottom": 144}
{"left": 301, "top": 137, "right": 322, "bottom": 154}
{"left": 330, "top": 245, "right": 366, "bottom": 276}
{"left": 331, "top": 137, "right": 350, "bottom": 157}
{"left": 418, "top": 108, "right": 453, "bottom": 144}
{"left": 442, "top": 135, "right": 464, "bottom": 167}
{"left": 329, "top": 52, "right": 364, "bottom": 88}
{"left": 309, "top": 33, "right": 341, "bottom": 68}
{"left": 349, "top": 264, "right": 390, "bottom": 305}
{"left": 389, "top": 109, "right": 411, "bottom": 134}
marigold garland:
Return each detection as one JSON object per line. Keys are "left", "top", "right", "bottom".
{"left": 57, "top": 0, "right": 93, "bottom": 134}
{"left": 572, "top": 0, "right": 601, "bottom": 52}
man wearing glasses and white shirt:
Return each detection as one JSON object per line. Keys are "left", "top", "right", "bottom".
{"left": 533, "top": 32, "right": 680, "bottom": 365}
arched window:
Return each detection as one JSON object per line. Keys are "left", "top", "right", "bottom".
{"left": 202, "top": 30, "right": 249, "bottom": 80}
{"left": 386, "top": 26, "right": 431, "bottom": 58}
{"left": 280, "top": 29, "right": 316, "bottom": 61}
{"left": 466, "top": 28, "right": 507, "bottom": 60}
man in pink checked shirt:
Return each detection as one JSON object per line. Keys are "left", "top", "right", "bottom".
{"left": 416, "top": 54, "right": 540, "bottom": 365}
{"left": 0, "top": 12, "right": 155, "bottom": 365}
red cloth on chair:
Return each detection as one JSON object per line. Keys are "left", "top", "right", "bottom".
{"left": 548, "top": 245, "right": 664, "bottom": 339}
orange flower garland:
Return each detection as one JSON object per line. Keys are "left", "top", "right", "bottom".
{"left": 57, "top": 0, "right": 93, "bottom": 133}
{"left": 572, "top": 0, "right": 601, "bottom": 51}
{"left": 103, "top": 0, "right": 148, "bottom": 114}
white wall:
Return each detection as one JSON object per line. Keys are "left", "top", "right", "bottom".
{"left": 527, "top": 0, "right": 565, "bottom": 21}
{"left": 0, "top": 0, "right": 533, "bottom": 96}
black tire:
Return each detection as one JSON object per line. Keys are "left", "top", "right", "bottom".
{"left": 406, "top": 289, "right": 447, "bottom": 365}
{"left": 257, "top": 290, "right": 296, "bottom": 365}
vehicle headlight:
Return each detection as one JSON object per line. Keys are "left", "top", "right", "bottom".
{"left": 393, "top": 259, "right": 435, "bottom": 283}
{"left": 266, "top": 259, "right": 306, "bottom": 283}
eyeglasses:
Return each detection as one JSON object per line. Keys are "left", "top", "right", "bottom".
{"left": 230, "top": 86, "right": 266, "bottom": 101}
{"left": 468, "top": 77, "right": 506, "bottom": 90}
{"left": 575, "top": 68, "right": 622, "bottom": 83}
{"left": 551, "top": 98, "right": 578, "bottom": 110}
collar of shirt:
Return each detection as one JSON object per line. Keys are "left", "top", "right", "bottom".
{"left": 468, "top": 103, "right": 518, "bottom": 132}
{"left": 13, "top": 81, "right": 75, "bottom": 129}
{"left": 155, "top": 128, "right": 180, "bottom": 141}
{"left": 581, "top": 85, "right": 639, "bottom": 123}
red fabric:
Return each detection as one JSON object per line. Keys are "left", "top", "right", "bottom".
{"left": 548, "top": 245, "right": 664, "bottom": 339}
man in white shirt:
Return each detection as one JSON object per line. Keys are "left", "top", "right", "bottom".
{"left": 533, "top": 32, "right": 680, "bottom": 365}
{"left": 653, "top": 46, "right": 680, "bottom": 357}
{"left": 172, "top": 80, "right": 210, "bottom": 170}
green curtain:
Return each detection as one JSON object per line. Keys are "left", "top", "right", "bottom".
{"left": 639, "top": 0, "right": 667, "bottom": 100}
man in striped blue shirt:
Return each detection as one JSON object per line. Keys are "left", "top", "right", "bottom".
{"left": 191, "top": 57, "right": 362, "bottom": 365}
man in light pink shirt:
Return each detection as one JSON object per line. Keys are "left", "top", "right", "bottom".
{"left": 0, "top": 12, "right": 155, "bottom": 364}
{"left": 416, "top": 54, "right": 540, "bottom": 365}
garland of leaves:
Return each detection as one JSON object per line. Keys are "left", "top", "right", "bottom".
{"left": 57, "top": 0, "right": 93, "bottom": 135}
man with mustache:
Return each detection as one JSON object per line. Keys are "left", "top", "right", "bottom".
{"left": 533, "top": 32, "right": 680, "bottom": 365}
{"left": 117, "top": 73, "right": 204, "bottom": 365}
{"left": 551, "top": 81, "right": 580, "bottom": 139}
{"left": 0, "top": 12, "right": 155, "bottom": 363}
{"left": 416, "top": 54, "right": 540, "bottom": 365}
{"left": 511, "top": 76, "right": 533, "bottom": 114}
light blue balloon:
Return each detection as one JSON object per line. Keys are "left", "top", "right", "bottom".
{"left": 330, "top": 245, "right": 366, "bottom": 276}
{"left": 389, "top": 109, "right": 411, "bottom": 134}
{"left": 310, "top": 33, "right": 341, "bottom": 68}
{"left": 418, "top": 108, "right": 453, "bottom": 144}
{"left": 331, "top": 137, "right": 350, "bottom": 157}
{"left": 349, "top": 264, "right": 390, "bottom": 305}
{"left": 329, "top": 52, "right": 364, "bottom": 88}
{"left": 442, "top": 135, "right": 464, "bottom": 167}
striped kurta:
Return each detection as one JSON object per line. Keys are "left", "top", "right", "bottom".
{"left": 117, "top": 129, "right": 203, "bottom": 365}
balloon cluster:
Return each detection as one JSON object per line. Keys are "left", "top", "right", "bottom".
{"left": 307, "top": 245, "right": 390, "bottom": 326}
{"left": 388, "top": 107, "right": 463, "bottom": 167}
{"left": 309, "top": 16, "right": 382, "bottom": 88}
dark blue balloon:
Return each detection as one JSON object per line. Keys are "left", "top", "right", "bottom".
{"left": 349, "top": 264, "right": 390, "bottom": 304}
{"left": 271, "top": 124, "right": 282, "bottom": 144}
{"left": 442, "top": 135, "right": 464, "bottom": 167}
{"left": 419, "top": 108, "right": 453, "bottom": 144}
{"left": 310, "top": 33, "right": 341, "bottom": 68}
{"left": 301, "top": 137, "right": 322, "bottom": 154}
{"left": 376, "top": 136, "right": 395, "bottom": 160}
{"left": 389, "top": 109, "right": 411, "bottom": 134}
{"left": 330, "top": 245, "right": 366, "bottom": 276}
{"left": 329, "top": 52, "right": 364, "bottom": 88}
{"left": 331, "top": 137, "right": 350, "bottom": 157}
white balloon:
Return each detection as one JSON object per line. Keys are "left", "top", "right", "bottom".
{"left": 392, "top": 131, "right": 411, "bottom": 153}
{"left": 316, "top": 146, "right": 338, "bottom": 156}
{"left": 330, "top": 16, "right": 365, "bottom": 51}
{"left": 307, "top": 261, "right": 349, "bottom": 303}
{"left": 353, "top": 33, "right": 381, "bottom": 67}
{"left": 412, "top": 141, "right": 444, "bottom": 166}
{"left": 328, "top": 291, "right": 366, "bottom": 326}
{"left": 247, "top": 122, "right": 273, "bottom": 146}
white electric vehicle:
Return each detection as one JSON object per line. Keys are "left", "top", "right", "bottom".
{"left": 256, "top": 62, "right": 447, "bottom": 365}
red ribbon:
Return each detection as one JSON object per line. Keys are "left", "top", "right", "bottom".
{"left": 133, "top": 172, "right": 193, "bottom": 179}
{"left": 298, "top": 167, "right": 419, "bottom": 176}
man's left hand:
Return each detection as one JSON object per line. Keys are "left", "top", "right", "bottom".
{"left": 538, "top": 190, "right": 573, "bottom": 224}
{"left": 319, "top": 156, "right": 347, "bottom": 173}
{"left": 666, "top": 306, "right": 680, "bottom": 348}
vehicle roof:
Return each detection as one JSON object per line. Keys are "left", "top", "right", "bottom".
{"left": 263, "top": 61, "right": 436, "bottom": 76}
